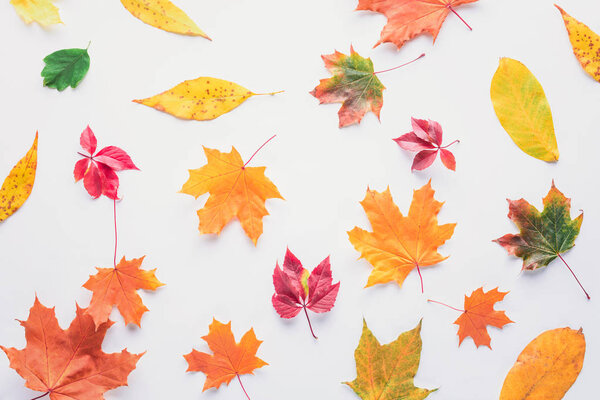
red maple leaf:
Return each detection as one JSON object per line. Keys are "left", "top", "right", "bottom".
{"left": 394, "top": 117, "right": 458, "bottom": 171}
{"left": 272, "top": 248, "right": 340, "bottom": 339}
{"left": 74, "top": 125, "right": 139, "bottom": 199}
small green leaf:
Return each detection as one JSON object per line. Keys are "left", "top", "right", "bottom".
{"left": 41, "top": 46, "right": 90, "bottom": 91}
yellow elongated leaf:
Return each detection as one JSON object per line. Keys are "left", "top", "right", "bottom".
{"left": 500, "top": 327, "right": 585, "bottom": 400}
{"left": 556, "top": 5, "right": 600, "bottom": 83}
{"left": 490, "top": 58, "right": 559, "bottom": 162}
{"left": 10, "top": 0, "right": 62, "bottom": 26}
{"left": 121, "top": 0, "right": 209, "bottom": 38}
{"left": 133, "top": 77, "right": 283, "bottom": 121}
{"left": 0, "top": 133, "right": 38, "bottom": 222}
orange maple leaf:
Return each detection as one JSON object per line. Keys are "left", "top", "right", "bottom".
{"left": 180, "top": 137, "right": 283, "bottom": 245}
{"left": 184, "top": 319, "right": 268, "bottom": 397}
{"left": 1, "top": 298, "right": 142, "bottom": 400}
{"left": 430, "top": 287, "right": 513, "bottom": 348}
{"left": 356, "top": 0, "right": 478, "bottom": 50}
{"left": 83, "top": 256, "right": 164, "bottom": 328}
{"left": 348, "top": 181, "right": 456, "bottom": 291}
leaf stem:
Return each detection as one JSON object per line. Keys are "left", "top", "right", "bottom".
{"left": 255, "top": 90, "right": 285, "bottom": 96}
{"left": 113, "top": 199, "right": 118, "bottom": 268}
{"left": 86, "top": 41, "right": 91, "bottom": 50}
{"left": 236, "top": 374, "right": 251, "bottom": 400}
{"left": 77, "top": 152, "right": 92, "bottom": 159}
{"left": 303, "top": 305, "right": 318, "bottom": 339}
{"left": 440, "top": 139, "right": 460, "bottom": 149}
{"left": 447, "top": 5, "right": 472, "bottom": 31}
{"left": 373, "top": 53, "right": 425, "bottom": 75}
{"left": 416, "top": 263, "right": 424, "bottom": 293}
{"left": 427, "top": 299, "right": 465, "bottom": 313}
{"left": 243, "top": 135, "right": 277, "bottom": 168}
{"left": 31, "top": 393, "right": 50, "bottom": 400}
{"left": 557, "top": 254, "right": 590, "bottom": 300}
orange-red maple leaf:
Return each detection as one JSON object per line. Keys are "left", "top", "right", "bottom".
{"left": 180, "top": 139, "right": 283, "bottom": 245}
{"left": 83, "top": 256, "right": 164, "bottom": 328}
{"left": 184, "top": 319, "right": 268, "bottom": 396}
{"left": 1, "top": 298, "right": 142, "bottom": 400}
{"left": 356, "top": 0, "right": 478, "bottom": 50}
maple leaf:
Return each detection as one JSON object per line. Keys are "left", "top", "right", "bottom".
{"left": 10, "top": 0, "right": 62, "bottom": 27}
{"left": 310, "top": 46, "right": 424, "bottom": 128}
{"left": 490, "top": 58, "right": 559, "bottom": 162}
{"left": 348, "top": 181, "right": 456, "bottom": 291}
{"left": 1, "top": 298, "right": 143, "bottom": 400}
{"left": 494, "top": 182, "right": 589, "bottom": 299}
{"left": 180, "top": 136, "right": 283, "bottom": 245}
{"left": 356, "top": 0, "right": 477, "bottom": 50}
{"left": 133, "top": 77, "right": 283, "bottom": 121}
{"left": 74, "top": 125, "right": 139, "bottom": 200}
{"left": 42, "top": 45, "right": 91, "bottom": 91}
{"left": 83, "top": 256, "right": 164, "bottom": 328}
{"left": 184, "top": 319, "right": 268, "bottom": 398}
{"left": 429, "top": 287, "right": 513, "bottom": 348}
{"left": 0, "top": 132, "right": 38, "bottom": 222}
{"left": 272, "top": 248, "right": 340, "bottom": 339}
{"left": 121, "top": 0, "right": 210, "bottom": 38}
{"left": 344, "top": 319, "right": 436, "bottom": 400}
{"left": 500, "top": 327, "right": 585, "bottom": 400}
{"left": 394, "top": 117, "right": 458, "bottom": 171}
{"left": 556, "top": 5, "right": 600, "bottom": 83}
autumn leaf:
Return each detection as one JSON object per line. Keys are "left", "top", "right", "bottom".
{"left": 180, "top": 136, "right": 283, "bottom": 245}
{"left": 500, "top": 327, "right": 585, "bottom": 400}
{"left": 556, "top": 5, "right": 600, "bottom": 83}
{"left": 494, "top": 182, "right": 589, "bottom": 299}
{"left": 310, "top": 46, "right": 424, "bottom": 128}
{"left": 133, "top": 77, "right": 283, "bottom": 121}
{"left": 83, "top": 256, "right": 164, "bottom": 328}
{"left": 120, "top": 0, "right": 210, "bottom": 38}
{"left": 348, "top": 181, "right": 456, "bottom": 291}
{"left": 356, "top": 0, "right": 477, "bottom": 50}
{"left": 10, "top": 0, "right": 61, "bottom": 26}
{"left": 74, "top": 125, "right": 139, "bottom": 200}
{"left": 272, "top": 248, "right": 340, "bottom": 339}
{"left": 184, "top": 319, "right": 267, "bottom": 398}
{"left": 42, "top": 45, "right": 90, "bottom": 91}
{"left": 0, "top": 132, "right": 38, "bottom": 222}
{"left": 344, "top": 320, "right": 436, "bottom": 400}
{"left": 1, "top": 298, "right": 143, "bottom": 400}
{"left": 394, "top": 117, "right": 459, "bottom": 171}
{"left": 429, "top": 287, "right": 513, "bottom": 348}
{"left": 490, "top": 58, "right": 559, "bottom": 162}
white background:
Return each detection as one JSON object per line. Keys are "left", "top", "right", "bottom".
{"left": 0, "top": 0, "right": 599, "bottom": 399}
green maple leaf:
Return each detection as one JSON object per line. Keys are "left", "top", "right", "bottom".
{"left": 344, "top": 319, "right": 436, "bottom": 400}
{"left": 495, "top": 182, "right": 589, "bottom": 298}
{"left": 41, "top": 45, "right": 90, "bottom": 91}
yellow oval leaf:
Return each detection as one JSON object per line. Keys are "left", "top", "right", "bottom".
{"left": 500, "top": 327, "right": 585, "bottom": 400}
{"left": 133, "top": 77, "right": 282, "bottom": 121}
{"left": 490, "top": 58, "right": 559, "bottom": 162}
{"left": 120, "top": 0, "right": 209, "bottom": 38}
{"left": 556, "top": 5, "right": 600, "bottom": 83}
{"left": 0, "top": 132, "right": 38, "bottom": 222}
{"left": 10, "top": 0, "right": 62, "bottom": 27}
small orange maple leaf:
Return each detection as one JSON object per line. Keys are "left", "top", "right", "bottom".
{"left": 83, "top": 256, "right": 164, "bottom": 328}
{"left": 180, "top": 137, "right": 283, "bottom": 245}
{"left": 184, "top": 319, "right": 268, "bottom": 397}
{"left": 429, "top": 287, "right": 513, "bottom": 348}
{"left": 348, "top": 181, "right": 456, "bottom": 291}
{"left": 1, "top": 298, "right": 143, "bottom": 400}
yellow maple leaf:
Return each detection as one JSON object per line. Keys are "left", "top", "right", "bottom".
{"left": 10, "top": 0, "right": 62, "bottom": 26}
{"left": 180, "top": 141, "right": 283, "bottom": 245}
{"left": 348, "top": 181, "right": 456, "bottom": 290}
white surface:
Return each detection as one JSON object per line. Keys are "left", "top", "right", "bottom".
{"left": 0, "top": 0, "right": 599, "bottom": 399}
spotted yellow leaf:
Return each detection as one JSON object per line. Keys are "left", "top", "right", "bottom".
{"left": 10, "top": 0, "right": 62, "bottom": 26}
{"left": 556, "top": 5, "right": 600, "bottom": 83}
{"left": 120, "top": 0, "right": 209, "bottom": 38}
{"left": 490, "top": 58, "right": 559, "bottom": 162}
{"left": 133, "top": 77, "right": 283, "bottom": 121}
{"left": 0, "top": 133, "right": 38, "bottom": 222}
